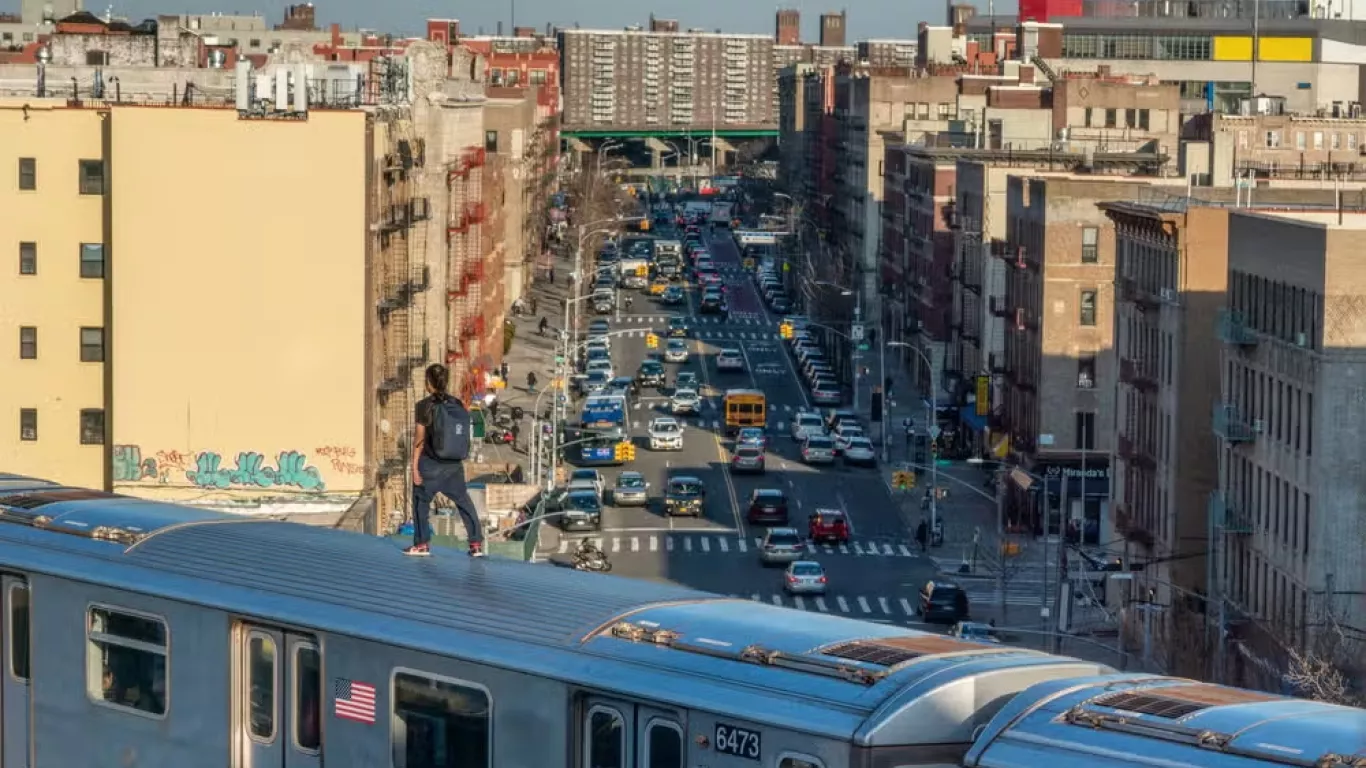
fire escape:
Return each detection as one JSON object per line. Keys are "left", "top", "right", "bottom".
{"left": 375, "top": 124, "right": 431, "bottom": 493}
{"left": 446, "top": 146, "right": 488, "bottom": 401}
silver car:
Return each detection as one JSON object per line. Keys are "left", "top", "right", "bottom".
{"left": 730, "top": 445, "right": 766, "bottom": 474}
{"left": 759, "top": 527, "right": 805, "bottom": 566}
{"left": 611, "top": 471, "right": 650, "bottom": 507}
{"left": 842, "top": 437, "right": 877, "bottom": 466}
{"left": 670, "top": 388, "right": 700, "bottom": 415}
{"left": 783, "top": 561, "right": 828, "bottom": 595}
{"left": 801, "top": 435, "right": 836, "bottom": 465}
{"left": 790, "top": 412, "right": 826, "bottom": 441}
{"left": 648, "top": 417, "right": 684, "bottom": 450}
{"left": 664, "top": 339, "right": 689, "bottom": 363}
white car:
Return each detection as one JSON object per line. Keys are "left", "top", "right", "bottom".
{"left": 568, "top": 469, "right": 606, "bottom": 498}
{"left": 790, "top": 412, "right": 826, "bottom": 441}
{"left": 832, "top": 425, "right": 866, "bottom": 453}
{"left": 670, "top": 388, "right": 701, "bottom": 415}
{"left": 648, "top": 417, "right": 685, "bottom": 450}
{"left": 801, "top": 435, "right": 836, "bottom": 464}
{"left": 842, "top": 437, "right": 877, "bottom": 466}
{"left": 811, "top": 382, "right": 841, "bottom": 405}
{"left": 664, "top": 339, "right": 689, "bottom": 363}
{"left": 716, "top": 348, "right": 745, "bottom": 371}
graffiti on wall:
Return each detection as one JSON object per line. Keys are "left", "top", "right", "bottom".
{"left": 315, "top": 445, "right": 365, "bottom": 477}
{"left": 113, "top": 445, "right": 332, "bottom": 492}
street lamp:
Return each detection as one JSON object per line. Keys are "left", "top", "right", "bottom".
{"left": 885, "top": 340, "right": 940, "bottom": 543}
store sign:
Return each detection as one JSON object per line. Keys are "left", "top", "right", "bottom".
{"left": 1038, "top": 459, "right": 1110, "bottom": 497}
{"left": 975, "top": 376, "right": 989, "bottom": 416}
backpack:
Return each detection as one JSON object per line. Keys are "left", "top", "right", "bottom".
{"left": 428, "top": 396, "right": 472, "bottom": 462}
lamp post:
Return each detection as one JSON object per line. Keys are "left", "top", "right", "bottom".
{"left": 886, "top": 341, "right": 938, "bottom": 536}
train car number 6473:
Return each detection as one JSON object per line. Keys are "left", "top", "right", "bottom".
{"left": 714, "top": 723, "right": 762, "bottom": 760}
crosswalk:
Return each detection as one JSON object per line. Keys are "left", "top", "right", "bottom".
{"left": 930, "top": 558, "right": 1054, "bottom": 608}
{"left": 556, "top": 534, "right": 921, "bottom": 558}
{"left": 728, "top": 592, "right": 922, "bottom": 620}
{"left": 627, "top": 399, "right": 809, "bottom": 433}
{"left": 613, "top": 315, "right": 773, "bottom": 327}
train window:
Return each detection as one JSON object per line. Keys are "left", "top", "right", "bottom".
{"left": 777, "top": 757, "right": 824, "bottom": 768}
{"left": 391, "top": 670, "right": 490, "bottom": 768}
{"left": 645, "top": 718, "right": 684, "bottom": 768}
{"left": 247, "top": 632, "right": 277, "bottom": 742}
{"left": 85, "top": 605, "right": 168, "bottom": 718}
{"left": 585, "top": 705, "right": 626, "bottom": 768}
{"left": 9, "top": 584, "right": 29, "bottom": 681}
{"left": 293, "top": 643, "right": 321, "bottom": 752}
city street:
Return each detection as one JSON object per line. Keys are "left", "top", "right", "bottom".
{"left": 537, "top": 225, "right": 945, "bottom": 626}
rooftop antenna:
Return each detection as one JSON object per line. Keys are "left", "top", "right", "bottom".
{"left": 104, "top": 3, "right": 113, "bottom": 22}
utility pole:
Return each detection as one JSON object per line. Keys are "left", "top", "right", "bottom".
{"left": 851, "top": 295, "right": 863, "bottom": 413}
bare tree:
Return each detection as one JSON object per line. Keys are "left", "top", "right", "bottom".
{"left": 1282, "top": 618, "right": 1363, "bottom": 706}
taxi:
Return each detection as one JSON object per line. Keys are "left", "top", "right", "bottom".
{"left": 648, "top": 277, "right": 670, "bottom": 296}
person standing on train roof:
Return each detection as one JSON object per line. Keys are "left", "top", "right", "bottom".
{"left": 408, "top": 363, "right": 485, "bottom": 558}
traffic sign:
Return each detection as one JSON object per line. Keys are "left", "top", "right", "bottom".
{"left": 935, "top": 459, "right": 953, "bottom": 467}
{"left": 928, "top": 426, "right": 942, "bottom": 440}
{"left": 857, "top": 343, "right": 870, "bottom": 352}
{"left": 851, "top": 323, "right": 864, "bottom": 342}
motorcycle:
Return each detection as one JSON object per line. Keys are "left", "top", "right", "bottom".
{"left": 572, "top": 541, "right": 612, "bottom": 572}
{"left": 485, "top": 426, "right": 515, "bottom": 445}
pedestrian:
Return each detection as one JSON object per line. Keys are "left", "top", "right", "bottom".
{"left": 549, "top": 266, "right": 556, "bottom": 284}
{"left": 538, "top": 316, "right": 549, "bottom": 336}
{"left": 488, "top": 399, "right": 500, "bottom": 422}
{"left": 408, "top": 364, "right": 484, "bottom": 558}
{"left": 499, "top": 361, "right": 510, "bottom": 383}
{"left": 529, "top": 295, "right": 539, "bottom": 315}
{"left": 915, "top": 520, "right": 928, "bottom": 552}
{"left": 526, "top": 371, "right": 538, "bottom": 393}
{"left": 510, "top": 420, "right": 522, "bottom": 452}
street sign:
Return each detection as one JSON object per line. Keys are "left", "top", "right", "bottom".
{"left": 935, "top": 459, "right": 953, "bottom": 467}
{"left": 850, "top": 323, "right": 864, "bottom": 342}
{"left": 857, "top": 343, "right": 870, "bottom": 352}
{"left": 928, "top": 426, "right": 942, "bottom": 440}
{"left": 554, "top": 355, "right": 565, "bottom": 365}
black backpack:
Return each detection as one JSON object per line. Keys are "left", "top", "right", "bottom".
{"left": 428, "top": 396, "right": 472, "bottom": 462}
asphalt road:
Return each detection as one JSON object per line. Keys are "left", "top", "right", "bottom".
{"left": 537, "top": 226, "right": 944, "bottom": 627}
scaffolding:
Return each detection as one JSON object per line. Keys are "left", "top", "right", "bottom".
{"left": 373, "top": 113, "right": 431, "bottom": 528}
{"left": 446, "top": 146, "right": 488, "bottom": 401}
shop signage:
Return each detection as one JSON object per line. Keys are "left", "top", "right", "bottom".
{"left": 1037, "top": 459, "right": 1110, "bottom": 497}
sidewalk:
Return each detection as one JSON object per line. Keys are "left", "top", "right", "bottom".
{"left": 497, "top": 243, "right": 576, "bottom": 418}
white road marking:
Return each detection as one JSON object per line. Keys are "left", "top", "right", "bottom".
{"left": 858, "top": 596, "right": 872, "bottom": 613}
{"left": 751, "top": 593, "right": 762, "bottom": 602}
{"left": 612, "top": 537, "right": 621, "bottom": 553}
{"left": 878, "top": 597, "right": 892, "bottom": 614}
{"left": 558, "top": 539, "right": 570, "bottom": 554}
{"left": 836, "top": 596, "right": 850, "bottom": 612}
{"left": 770, "top": 594, "right": 783, "bottom": 605}
{"left": 898, "top": 544, "right": 912, "bottom": 556}
{"left": 718, "top": 537, "right": 729, "bottom": 553}
{"left": 839, "top": 543, "right": 850, "bottom": 554}
{"left": 701, "top": 537, "right": 711, "bottom": 553}
{"left": 737, "top": 537, "right": 748, "bottom": 553}
{"left": 684, "top": 537, "right": 693, "bottom": 552}
{"left": 899, "top": 598, "right": 916, "bottom": 615}
{"left": 590, "top": 537, "right": 603, "bottom": 549}
{"left": 793, "top": 596, "right": 806, "bottom": 610}
{"left": 650, "top": 537, "right": 658, "bottom": 552}
{"left": 815, "top": 597, "right": 829, "bottom": 612}
{"left": 666, "top": 536, "right": 675, "bottom": 552}
{"left": 631, "top": 537, "right": 641, "bottom": 552}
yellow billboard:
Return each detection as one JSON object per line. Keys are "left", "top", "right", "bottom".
{"left": 976, "top": 376, "right": 990, "bottom": 416}
{"left": 1259, "top": 37, "right": 1313, "bottom": 62}
{"left": 1212, "top": 36, "right": 1252, "bottom": 61}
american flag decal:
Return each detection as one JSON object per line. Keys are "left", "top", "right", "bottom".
{"left": 333, "top": 677, "right": 377, "bottom": 724}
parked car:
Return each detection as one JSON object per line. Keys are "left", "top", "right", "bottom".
{"left": 790, "top": 412, "right": 826, "bottom": 441}
{"left": 800, "top": 435, "right": 836, "bottom": 465}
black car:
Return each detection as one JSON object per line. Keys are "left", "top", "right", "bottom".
{"left": 636, "top": 360, "right": 666, "bottom": 388}
{"left": 917, "top": 579, "right": 970, "bottom": 624}
{"left": 664, "top": 475, "right": 706, "bottom": 517}
{"left": 746, "top": 488, "right": 789, "bottom": 525}
{"left": 667, "top": 317, "right": 690, "bottom": 337}
{"left": 770, "top": 296, "right": 792, "bottom": 314}
{"left": 699, "top": 292, "right": 726, "bottom": 315}
{"left": 554, "top": 490, "right": 603, "bottom": 532}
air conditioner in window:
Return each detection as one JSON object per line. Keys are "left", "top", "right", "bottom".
{"left": 1252, "top": 419, "right": 1266, "bottom": 433}
{"left": 1295, "top": 332, "right": 1307, "bottom": 347}
{"left": 1159, "top": 287, "right": 1177, "bottom": 302}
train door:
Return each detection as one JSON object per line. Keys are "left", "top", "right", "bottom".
{"left": 233, "top": 622, "right": 322, "bottom": 768}
{"left": 580, "top": 696, "right": 687, "bottom": 768}
{"left": 0, "top": 576, "right": 29, "bottom": 768}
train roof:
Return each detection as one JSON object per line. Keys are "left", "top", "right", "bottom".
{"left": 0, "top": 482, "right": 1110, "bottom": 746}
{"left": 964, "top": 673, "right": 1366, "bottom": 768}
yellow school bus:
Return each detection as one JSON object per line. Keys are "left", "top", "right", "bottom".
{"left": 723, "top": 389, "right": 767, "bottom": 435}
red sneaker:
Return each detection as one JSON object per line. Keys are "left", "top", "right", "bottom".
{"left": 403, "top": 544, "right": 431, "bottom": 557}
{"left": 469, "top": 541, "right": 486, "bottom": 558}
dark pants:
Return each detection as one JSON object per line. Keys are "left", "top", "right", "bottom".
{"left": 412, "top": 458, "right": 483, "bottom": 547}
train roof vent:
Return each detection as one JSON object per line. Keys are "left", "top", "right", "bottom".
{"left": 1090, "top": 684, "right": 1272, "bottom": 719}
{"left": 0, "top": 489, "right": 116, "bottom": 509}
{"left": 819, "top": 635, "right": 989, "bottom": 667}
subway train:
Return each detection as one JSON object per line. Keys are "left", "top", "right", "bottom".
{"left": 0, "top": 472, "right": 1360, "bottom": 768}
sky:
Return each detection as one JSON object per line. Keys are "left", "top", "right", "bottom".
{"left": 79, "top": 0, "right": 1014, "bottom": 41}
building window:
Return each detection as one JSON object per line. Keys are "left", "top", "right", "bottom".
{"left": 17, "top": 158, "right": 35, "bottom": 190}
{"left": 530, "top": 69, "right": 547, "bottom": 85}
{"left": 1083, "top": 107, "right": 1093, "bottom": 127}
{"left": 1104, "top": 109, "right": 1117, "bottom": 128}
{"left": 80, "top": 409, "right": 105, "bottom": 445}
{"left": 1350, "top": 134, "right": 1359, "bottom": 150}
{"left": 1077, "top": 354, "right": 1096, "bottom": 389}
{"left": 392, "top": 671, "right": 490, "bottom": 767}
{"left": 80, "top": 327, "right": 105, "bottom": 363}
{"left": 506, "top": 69, "right": 520, "bottom": 87}
{"left": 18, "top": 327, "right": 36, "bottom": 360}
{"left": 490, "top": 68, "right": 504, "bottom": 86}
{"left": 19, "top": 242, "right": 36, "bottom": 275}
{"left": 1265, "top": 131, "right": 1280, "bottom": 148}
{"left": 1138, "top": 109, "right": 1150, "bottom": 130}
{"left": 1079, "top": 290, "right": 1097, "bottom": 326}
{"left": 249, "top": 38, "right": 260, "bottom": 47}
{"left": 484, "top": 130, "right": 498, "bottom": 153}
{"left": 1081, "top": 226, "right": 1098, "bottom": 263}
{"left": 1075, "top": 411, "right": 1096, "bottom": 450}
{"left": 19, "top": 409, "right": 36, "bottom": 442}
{"left": 1295, "top": 132, "right": 1306, "bottom": 150}
{"left": 80, "top": 243, "right": 105, "bottom": 278}
{"left": 86, "top": 605, "right": 167, "bottom": 716}
{"left": 78, "top": 159, "right": 105, "bottom": 195}
{"left": 1125, "top": 108, "right": 1136, "bottom": 128}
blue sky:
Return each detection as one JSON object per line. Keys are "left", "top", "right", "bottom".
{"left": 96, "top": 0, "right": 1009, "bottom": 40}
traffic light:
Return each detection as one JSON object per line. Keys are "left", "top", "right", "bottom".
{"left": 930, "top": 439, "right": 940, "bottom": 457}
{"left": 779, "top": 322, "right": 793, "bottom": 339}
{"left": 635, "top": 265, "right": 648, "bottom": 277}
{"left": 892, "top": 470, "right": 916, "bottom": 490}
{"left": 870, "top": 389, "right": 883, "bottom": 422}
{"left": 646, "top": 333, "right": 660, "bottom": 349}
{"left": 614, "top": 441, "right": 636, "bottom": 461}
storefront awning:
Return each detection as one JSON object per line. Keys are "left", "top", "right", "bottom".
{"left": 959, "top": 405, "right": 987, "bottom": 432}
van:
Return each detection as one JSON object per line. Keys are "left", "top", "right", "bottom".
{"left": 918, "top": 580, "right": 970, "bottom": 624}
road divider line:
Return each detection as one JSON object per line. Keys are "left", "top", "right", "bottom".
{"left": 737, "top": 537, "right": 748, "bottom": 553}
{"left": 558, "top": 540, "right": 570, "bottom": 554}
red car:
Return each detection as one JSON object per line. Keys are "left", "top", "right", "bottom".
{"left": 808, "top": 509, "right": 850, "bottom": 544}
{"left": 747, "top": 488, "right": 789, "bottom": 525}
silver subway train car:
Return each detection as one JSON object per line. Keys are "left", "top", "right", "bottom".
{"left": 0, "top": 475, "right": 1112, "bottom": 767}
{"left": 964, "top": 673, "right": 1366, "bottom": 768}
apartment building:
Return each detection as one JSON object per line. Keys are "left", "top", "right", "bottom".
{"left": 777, "top": 63, "right": 813, "bottom": 194}
{"left": 558, "top": 28, "right": 775, "bottom": 132}
{"left": 776, "top": 9, "right": 801, "bottom": 46}
{"left": 484, "top": 87, "right": 559, "bottom": 303}
{"left": 1187, "top": 100, "right": 1366, "bottom": 185}
{"left": 1214, "top": 209, "right": 1366, "bottom": 678}
{"left": 997, "top": 176, "right": 1150, "bottom": 543}
{"left": 819, "top": 12, "right": 847, "bottom": 48}
{"left": 858, "top": 40, "right": 919, "bottom": 68}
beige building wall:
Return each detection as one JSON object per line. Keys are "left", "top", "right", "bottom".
{"left": 107, "top": 106, "right": 371, "bottom": 501}
{"left": 0, "top": 99, "right": 107, "bottom": 489}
